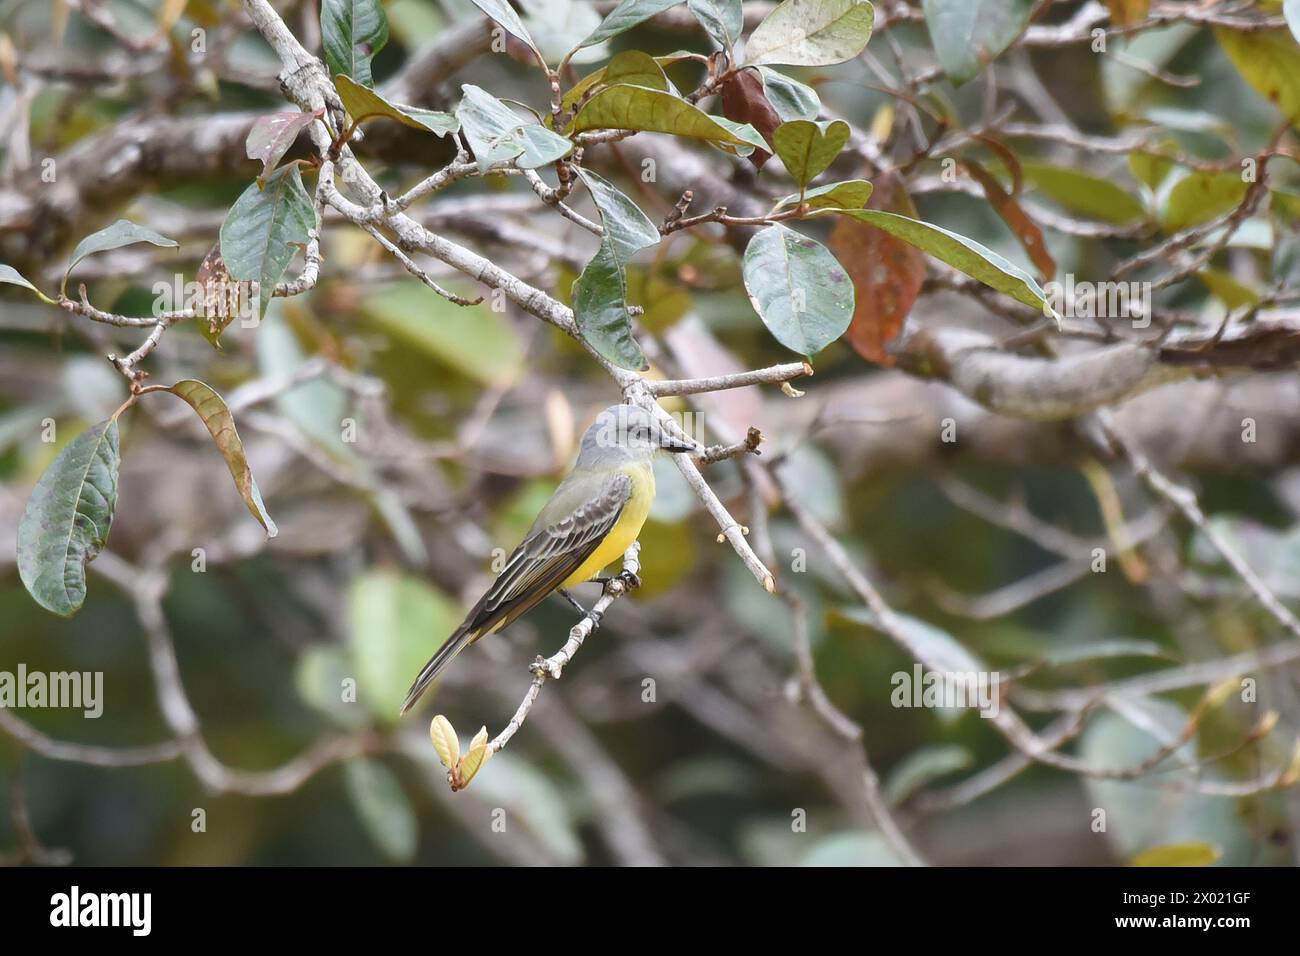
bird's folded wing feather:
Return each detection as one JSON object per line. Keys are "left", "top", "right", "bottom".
{"left": 461, "top": 472, "right": 633, "bottom": 636}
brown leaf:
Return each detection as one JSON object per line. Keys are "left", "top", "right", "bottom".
{"left": 829, "top": 174, "right": 925, "bottom": 366}
{"left": 166, "top": 379, "right": 278, "bottom": 537}
{"left": 194, "top": 242, "right": 241, "bottom": 349}
{"left": 964, "top": 157, "right": 1057, "bottom": 282}
{"left": 719, "top": 68, "right": 781, "bottom": 171}
{"left": 1103, "top": 0, "right": 1150, "bottom": 29}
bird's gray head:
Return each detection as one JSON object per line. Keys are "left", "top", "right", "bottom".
{"left": 578, "top": 403, "right": 702, "bottom": 463}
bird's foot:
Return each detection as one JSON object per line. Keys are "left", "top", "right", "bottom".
{"left": 616, "top": 568, "right": 642, "bottom": 591}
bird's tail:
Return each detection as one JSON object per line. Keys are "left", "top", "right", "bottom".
{"left": 400, "top": 627, "right": 474, "bottom": 716}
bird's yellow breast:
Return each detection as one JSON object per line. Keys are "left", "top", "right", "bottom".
{"left": 561, "top": 461, "right": 655, "bottom": 588}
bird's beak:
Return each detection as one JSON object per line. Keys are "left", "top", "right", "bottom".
{"left": 659, "top": 434, "right": 702, "bottom": 454}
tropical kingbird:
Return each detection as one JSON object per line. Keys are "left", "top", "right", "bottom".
{"left": 401, "top": 403, "right": 701, "bottom": 714}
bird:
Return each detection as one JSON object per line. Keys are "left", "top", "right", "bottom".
{"left": 400, "top": 403, "right": 702, "bottom": 715}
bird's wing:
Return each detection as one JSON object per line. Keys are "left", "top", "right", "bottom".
{"left": 462, "top": 471, "right": 634, "bottom": 637}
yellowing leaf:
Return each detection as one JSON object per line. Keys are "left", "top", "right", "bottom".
{"left": 430, "top": 715, "right": 460, "bottom": 769}
{"left": 1197, "top": 268, "right": 1260, "bottom": 309}
{"left": 1215, "top": 27, "right": 1300, "bottom": 129}
{"left": 1021, "top": 161, "right": 1146, "bottom": 225}
{"left": 1160, "top": 170, "right": 1248, "bottom": 233}
{"left": 1102, "top": 0, "right": 1149, "bottom": 29}
{"left": 167, "top": 380, "right": 277, "bottom": 537}
{"left": 1130, "top": 842, "right": 1222, "bottom": 867}
{"left": 456, "top": 726, "right": 492, "bottom": 788}
{"left": 572, "top": 84, "right": 757, "bottom": 151}
{"left": 334, "top": 74, "right": 458, "bottom": 135}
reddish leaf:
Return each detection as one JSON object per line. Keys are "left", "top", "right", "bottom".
{"left": 719, "top": 68, "right": 781, "bottom": 170}
{"left": 246, "top": 108, "right": 323, "bottom": 180}
{"left": 964, "top": 157, "right": 1057, "bottom": 282}
{"left": 829, "top": 174, "right": 925, "bottom": 366}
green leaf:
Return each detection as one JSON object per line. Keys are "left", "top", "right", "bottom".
{"left": 361, "top": 282, "right": 525, "bottom": 386}
{"left": 1191, "top": 515, "right": 1300, "bottom": 600}
{"left": 246, "top": 110, "right": 323, "bottom": 180}
{"left": 64, "top": 220, "right": 178, "bottom": 295}
{"left": 1159, "top": 169, "right": 1248, "bottom": 234}
{"left": 343, "top": 758, "right": 418, "bottom": 862}
{"left": 742, "top": 223, "right": 854, "bottom": 356}
{"left": 1130, "top": 842, "right": 1222, "bottom": 867}
{"left": 522, "top": 0, "right": 605, "bottom": 64}
{"left": 571, "top": 84, "right": 757, "bottom": 151}
{"left": 1215, "top": 26, "right": 1300, "bottom": 129}
{"left": 1197, "top": 268, "right": 1260, "bottom": 310}
{"left": 1128, "top": 149, "right": 1175, "bottom": 192}
{"left": 1032, "top": 639, "right": 1172, "bottom": 668}
{"left": 560, "top": 50, "right": 671, "bottom": 117}
{"left": 1083, "top": 702, "right": 1250, "bottom": 863}
{"left": 574, "top": 242, "right": 648, "bottom": 370}
{"left": 779, "top": 178, "right": 874, "bottom": 211}
{"left": 688, "top": 0, "right": 743, "bottom": 49}
{"left": 708, "top": 116, "right": 770, "bottom": 155}
{"left": 578, "top": 0, "right": 682, "bottom": 49}
{"left": 572, "top": 168, "right": 659, "bottom": 370}
{"left": 883, "top": 745, "right": 974, "bottom": 805}
{"left": 922, "top": 0, "right": 1033, "bottom": 85}
{"left": 832, "top": 210, "right": 1054, "bottom": 314}
{"left": 401, "top": 107, "right": 460, "bottom": 137}
{"left": 321, "top": 0, "right": 389, "bottom": 87}
{"left": 469, "top": 0, "right": 540, "bottom": 58}
{"left": 166, "top": 380, "right": 277, "bottom": 537}
{"left": 516, "top": 124, "right": 574, "bottom": 167}
{"left": 1272, "top": 188, "right": 1300, "bottom": 223}
{"left": 581, "top": 167, "right": 661, "bottom": 258}
{"left": 457, "top": 84, "right": 526, "bottom": 171}
{"left": 745, "top": 0, "right": 875, "bottom": 67}
{"left": 295, "top": 645, "right": 367, "bottom": 728}
{"left": 0, "top": 263, "right": 51, "bottom": 301}
{"left": 772, "top": 119, "right": 850, "bottom": 189}
{"left": 17, "top": 419, "right": 120, "bottom": 617}
{"left": 348, "top": 569, "right": 461, "bottom": 721}
{"left": 1020, "top": 162, "right": 1146, "bottom": 225}
{"left": 758, "top": 67, "right": 821, "bottom": 121}
{"left": 219, "top": 165, "right": 315, "bottom": 317}
{"left": 603, "top": 49, "right": 672, "bottom": 91}
{"left": 837, "top": 607, "right": 987, "bottom": 686}
{"left": 334, "top": 74, "right": 458, "bottom": 135}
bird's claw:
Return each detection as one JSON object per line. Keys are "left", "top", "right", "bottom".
{"left": 616, "top": 568, "right": 641, "bottom": 591}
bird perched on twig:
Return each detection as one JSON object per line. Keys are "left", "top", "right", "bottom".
{"left": 401, "top": 403, "right": 701, "bottom": 714}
